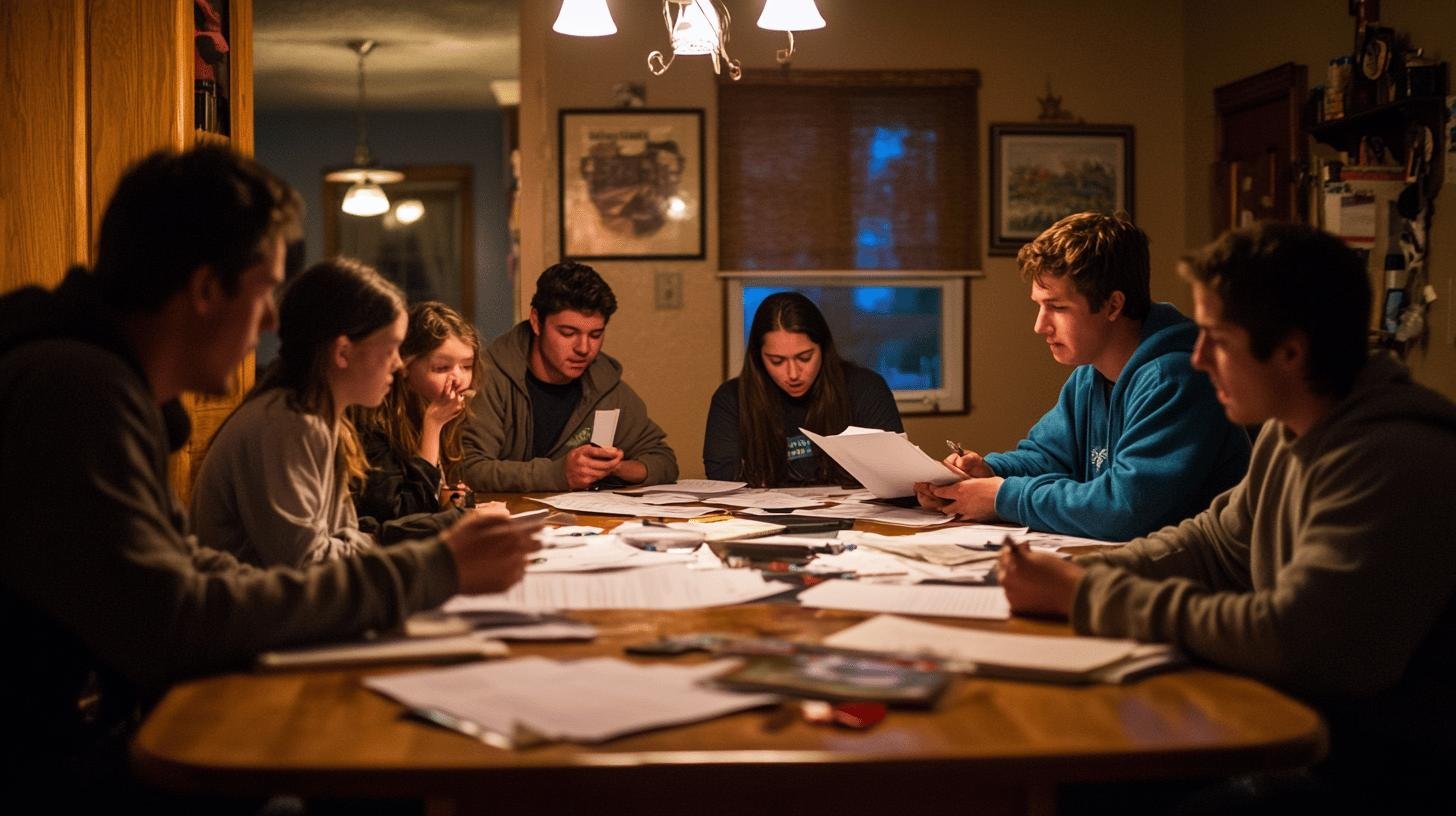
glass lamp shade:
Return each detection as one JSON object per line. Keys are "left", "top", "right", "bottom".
{"left": 393, "top": 198, "right": 425, "bottom": 225}
{"left": 553, "top": 0, "right": 617, "bottom": 37}
{"left": 341, "top": 181, "right": 390, "bottom": 216}
{"left": 670, "top": 0, "right": 722, "bottom": 56}
{"left": 757, "top": 0, "right": 826, "bottom": 31}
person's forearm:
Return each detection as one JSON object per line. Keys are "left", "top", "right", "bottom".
{"left": 417, "top": 420, "right": 444, "bottom": 468}
{"left": 613, "top": 459, "right": 648, "bottom": 484}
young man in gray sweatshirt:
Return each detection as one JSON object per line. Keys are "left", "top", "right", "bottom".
{"left": 998, "top": 223, "right": 1456, "bottom": 808}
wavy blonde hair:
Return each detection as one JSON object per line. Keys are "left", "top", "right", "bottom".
{"left": 355, "top": 301, "right": 482, "bottom": 484}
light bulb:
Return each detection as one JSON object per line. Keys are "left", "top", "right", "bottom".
{"left": 393, "top": 199, "right": 425, "bottom": 224}
{"left": 341, "top": 181, "right": 390, "bottom": 216}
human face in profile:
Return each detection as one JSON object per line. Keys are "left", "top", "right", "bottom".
{"left": 1030, "top": 273, "right": 1121, "bottom": 368}
{"left": 760, "top": 329, "right": 821, "bottom": 399}
{"left": 1190, "top": 282, "right": 1284, "bottom": 426}
{"left": 333, "top": 311, "right": 407, "bottom": 411}
{"left": 529, "top": 308, "right": 605, "bottom": 385}
{"left": 197, "top": 235, "right": 285, "bottom": 396}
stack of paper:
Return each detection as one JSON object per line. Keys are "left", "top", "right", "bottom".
{"left": 800, "top": 427, "right": 960, "bottom": 498}
{"left": 443, "top": 564, "right": 792, "bottom": 612}
{"left": 525, "top": 536, "right": 699, "bottom": 573}
{"left": 823, "top": 614, "right": 1181, "bottom": 683}
{"left": 796, "top": 580, "right": 1010, "bottom": 620}
{"left": 368, "top": 656, "right": 776, "bottom": 745}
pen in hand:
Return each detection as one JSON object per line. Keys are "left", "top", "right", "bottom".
{"left": 945, "top": 439, "right": 966, "bottom": 457}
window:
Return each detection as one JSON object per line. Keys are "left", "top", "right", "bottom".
{"left": 718, "top": 70, "right": 980, "bottom": 413}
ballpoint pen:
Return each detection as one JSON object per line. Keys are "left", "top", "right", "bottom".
{"left": 945, "top": 439, "right": 966, "bottom": 457}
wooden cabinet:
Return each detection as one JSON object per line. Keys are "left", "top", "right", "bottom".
{"left": 0, "top": 0, "right": 255, "bottom": 503}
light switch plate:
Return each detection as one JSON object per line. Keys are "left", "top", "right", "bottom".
{"left": 654, "top": 271, "right": 683, "bottom": 310}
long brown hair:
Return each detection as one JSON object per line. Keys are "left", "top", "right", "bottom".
{"left": 246, "top": 257, "right": 404, "bottom": 492}
{"left": 738, "top": 292, "right": 851, "bottom": 486}
{"left": 355, "top": 301, "right": 482, "bottom": 483}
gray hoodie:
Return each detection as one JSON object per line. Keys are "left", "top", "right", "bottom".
{"left": 1074, "top": 352, "right": 1456, "bottom": 767}
{"left": 460, "top": 320, "right": 678, "bottom": 491}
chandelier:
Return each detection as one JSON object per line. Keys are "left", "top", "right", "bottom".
{"left": 552, "top": 0, "right": 827, "bottom": 80}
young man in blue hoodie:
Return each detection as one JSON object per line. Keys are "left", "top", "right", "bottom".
{"left": 916, "top": 213, "right": 1250, "bottom": 541}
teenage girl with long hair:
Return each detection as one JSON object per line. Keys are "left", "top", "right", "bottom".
{"left": 353, "top": 301, "right": 483, "bottom": 522}
{"left": 192, "top": 257, "right": 417, "bottom": 567}
{"left": 703, "top": 291, "right": 903, "bottom": 486}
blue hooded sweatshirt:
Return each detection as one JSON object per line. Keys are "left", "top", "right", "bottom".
{"left": 984, "top": 302, "right": 1250, "bottom": 541}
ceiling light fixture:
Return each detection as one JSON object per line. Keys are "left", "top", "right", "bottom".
{"left": 551, "top": 1, "right": 826, "bottom": 79}
{"left": 324, "top": 39, "right": 402, "bottom": 217}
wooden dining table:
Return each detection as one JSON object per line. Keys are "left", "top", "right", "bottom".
{"left": 131, "top": 496, "right": 1326, "bottom": 815}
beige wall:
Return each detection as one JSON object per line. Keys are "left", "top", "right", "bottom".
{"left": 1183, "top": 0, "right": 1456, "bottom": 402}
{"left": 521, "top": 1, "right": 1188, "bottom": 477}
{"left": 520, "top": 0, "right": 1454, "bottom": 479}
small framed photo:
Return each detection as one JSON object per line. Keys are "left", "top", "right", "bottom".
{"left": 988, "top": 123, "right": 1135, "bottom": 255}
{"left": 559, "top": 108, "right": 705, "bottom": 260}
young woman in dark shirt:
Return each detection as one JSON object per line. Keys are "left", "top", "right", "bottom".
{"left": 703, "top": 291, "right": 903, "bottom": 486}
{"left": 354, "top": 301, "right": 483, "bottom": 521}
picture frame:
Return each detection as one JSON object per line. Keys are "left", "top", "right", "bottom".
{"left": 559, "top": 108, "right": 705, "bottom": 260}
{"left": 988, "top": 123, "right": 1135, "bottom": 255}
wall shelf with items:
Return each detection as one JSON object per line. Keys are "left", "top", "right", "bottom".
{"left": 1309, "top": 93, "right": 1447, "bottom": 194}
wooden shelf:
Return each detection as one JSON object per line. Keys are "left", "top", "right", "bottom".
{"left": 1309, "top": 95, "right": 1446, "bottom": 148}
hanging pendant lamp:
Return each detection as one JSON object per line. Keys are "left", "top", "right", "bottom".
{"left": 324, "top": 39, "right": 402, "bottom": 216}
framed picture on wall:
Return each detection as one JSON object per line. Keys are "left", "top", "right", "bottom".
{"left": 988, "top": 123, "right": 1135, "bottom": 255}
{"left": 559, "top": 108, "right": 705, "bottom": 260}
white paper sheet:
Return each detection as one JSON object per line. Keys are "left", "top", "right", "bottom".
{"left": 663, "top": 518, "right": 787, "bottom": 541}
{"left": 796, "top": 579, "right": 1010, "bottom": 620}
{"left": 706, "top": 490, "right": 824, "bottom": 510}
{"left": 443, "top": 564, "right": 793, "bottom": 612}
{"left": 526, "top": 537, "right": 698, "bottom": 573}
{"left": 530, "top": 493, "right": 722, "bottom": 518}
{"left": 590, "top": 408, "right": 620, "bottom": 447}
{"left": 1012, "top": 530, "right": 1125, "bottom": 552}
{"left": 800, "top": 428, "right": 961, "bottom": 499}
{"left": 823, "top": 614, "right": 1169, "bottom": 677}
{"left": 757, "top": 502, "right": 950, "bottom": 528}
{"left": 367, "top": 656, "right": 775, "bottom": 744}
{"left": 625, "top": 479, "right": 748, "bottom": 495}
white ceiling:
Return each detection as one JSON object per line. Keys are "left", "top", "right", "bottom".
{"left": 253, "top": 0, "right": 519, "bottom": 111}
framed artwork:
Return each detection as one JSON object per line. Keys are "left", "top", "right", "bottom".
{"left": 988, "top": 123, "right": 1135, "bottom": 255}
{"left": 559, "top": 108, "right": 705, "bottom": 260}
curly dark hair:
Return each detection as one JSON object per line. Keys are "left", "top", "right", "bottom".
{"left": 529, "top": 261, "right": 618, "bottom": 320}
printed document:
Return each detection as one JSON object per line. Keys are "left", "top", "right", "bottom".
{"left": 823, "top": 614, "right": 1180, "bottom": 683}
{"left": 530, "top": 493, "right": 722, "bottom": 518}
{"left": 797, "top": 579, "right": 1010, "bottom": 620}
{"left": 367, "top": 656, "right": 775, "bottom": 745}
{"left": 443, "top": 564, "right": 792, "bottom": 612}
{"left": 625, "top": 479, "right": 748, "bottom": 495}
{"left": 800, "top": 428, "right": 960, "bottom": 498}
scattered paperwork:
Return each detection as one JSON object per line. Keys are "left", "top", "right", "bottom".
{"left": 752, "top": 502, "right": 951, "bottom": 528}
{"left": 368, "top": 656, "right": 776, "bottom": 745}
{"left": 707, "top": 490, "right": 825, "bottom": 510}
{"left": 797, "top": 579, "right": 1010, "bottom": 620}
{"left": 626, "top": 479, "right": 747, "bottom": 495}
{"left": 443, "top": 565, "right": 793, "bottom": 612}
{"left": 823, "top": 615, "right": 1181, "bottom": 683}
{"left": 526, "top": 536, "right": 698, "bottom": 573}
{"left": 531, "top": 492, "right": 722, "bottom": 518}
